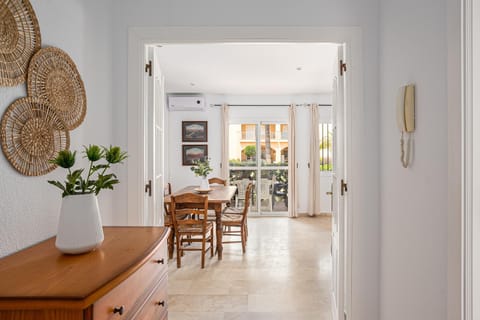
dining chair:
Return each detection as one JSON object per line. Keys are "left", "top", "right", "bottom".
{"left": 260, "top": 178, "right": 273, "bottom": 211}
{"left": 221, "top": 182, "right": 253, "bottom": 253}
{"left": 163, "top": 183, "right": 175, "bottom": 259}
{"left": 171, "top": 193, "right": 214, "bottom": 268}
{"left": 206, "top": 177, "right": 229, "bottom": 222}
{"left": 234, "top": 178, "right": 250, "bottom": 207}
{"left": 208, "top": 177, "right": 227, "bottom": 186}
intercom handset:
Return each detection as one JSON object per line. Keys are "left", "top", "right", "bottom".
{"left": 397, "top": 84, "right": 415, "bottom": 168}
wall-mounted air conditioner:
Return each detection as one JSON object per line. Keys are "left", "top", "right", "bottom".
{"left": 167, "top": 94, "right": 206, "bottom": 111}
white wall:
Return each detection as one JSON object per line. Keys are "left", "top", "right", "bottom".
{"left": 0, "top": 0, "right": 114, "bottom": 258}
{"left": 0, "top": 2, "right": 465, "bottom": 319}
{"left": 167, "top": 94, "right": 333, "bottom": 214}
{"left": 379, "top": 0, "right": 456, "bottom": 319}
{"left": 446, "top": 0, "right": 461, "bottom": 319}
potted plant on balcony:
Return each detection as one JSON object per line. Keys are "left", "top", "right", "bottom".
{"left": 190, "top": 157, "right": 213, "bottom": 191}
{"left": 48, "top": 145, "right": 127, "bottom": 254}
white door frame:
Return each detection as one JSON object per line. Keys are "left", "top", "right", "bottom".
{"left": 462, "top": 0, "right": 479, "bottom": 318}
{"left": 127, "top": 26, "right": 362, "bottom": 318}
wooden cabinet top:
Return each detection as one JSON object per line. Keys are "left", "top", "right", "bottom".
{"left": 0, "top": 227, "right": 169, "bottom": 308}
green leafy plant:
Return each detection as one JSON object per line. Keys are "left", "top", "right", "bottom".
{"left": 190, "top": 157, "right": 213, "bottom": 178}
{"left": 48, "top": 145, "right": 128, "bottom": 197}
{"left": 243, "top": 145, "right": 256, "bottom": 160}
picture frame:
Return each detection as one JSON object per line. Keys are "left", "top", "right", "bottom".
{"left": 182, "top": 145, "right": 208, "bottom": 166}
{"left": 182, "top": 121, "right": 208, "bottom": 142}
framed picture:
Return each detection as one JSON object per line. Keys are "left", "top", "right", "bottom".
{"left": 182, "top": 145, "right": 208, "bottom": 166}
{"left": 182, "top": 121, "right": 208, "bottom": 142}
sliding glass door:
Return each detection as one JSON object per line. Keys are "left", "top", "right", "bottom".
{"left": 229, "top": 123, "right": 288, "bottom": 215}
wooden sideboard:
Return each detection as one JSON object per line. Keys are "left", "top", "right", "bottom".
{"left": 0, "top": 227, "right": 170, "bottom": 320}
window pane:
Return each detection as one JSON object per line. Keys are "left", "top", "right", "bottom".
{"left": 260, "top": 123, "right": 288, "bottom": 166}
{"left": 319, "top": 123, "right": 333, "bottom": 171}
{"left": 229, "top": 124, "right": 257, "bottom": 166}
{"left": 229, "top": 169, "right": 257, "bottom": 212}
{"left": 260, "top": 169, "right": 288, "bottom": 212}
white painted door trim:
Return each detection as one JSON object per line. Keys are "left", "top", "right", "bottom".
{"left": 127, "top": 26, "right": 362, "bottom": 318}
{"left": 462, "top": 0, "right": 479, "bottom": 319}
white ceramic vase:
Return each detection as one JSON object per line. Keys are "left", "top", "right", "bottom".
{"left": 55, "top": 194, "right": 104, "bottom": 254}
{"left": 199, "top": 177, "right": 210, "bottom": 190}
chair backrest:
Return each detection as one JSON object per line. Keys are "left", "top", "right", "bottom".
{"left": 171, "top": 193, "right": 209, "bottom": 230}
{"left": 240, "top": 183, "right": 253, "bottom": 222}
{"left": 208, "top": 177, "right": 227, "bottom": 186}
{"left": 260, "top": 179, "right": 272, "bottom": 199}
{"left": 237, "top": 179, "right": 250, "bottom": 198}
{"left": 164, "top": 183, "right": 172, "bottom": 215}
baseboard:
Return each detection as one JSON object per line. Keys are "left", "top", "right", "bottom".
{"left": 297, "top": 212, "right": 332, "bottom": 217}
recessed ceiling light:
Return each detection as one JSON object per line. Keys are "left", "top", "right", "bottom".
{"left": 190, "top": 83, "right": 195, "bottom": 86}
{"left": 296, "top": 67, "right": 302, "bottom": 71}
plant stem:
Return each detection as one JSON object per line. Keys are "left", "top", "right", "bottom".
{"left": 85, "top": 161, "right": 94, "bottom": 193}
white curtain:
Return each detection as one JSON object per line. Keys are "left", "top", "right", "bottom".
{"left": 308, "top": 104, "right": 321, "bottom": 216}
{"left": 221, "top": 104, "right": 229, "bottom": 182}
{"left": 288, "top": 105, "right": 298, "bottom": 218}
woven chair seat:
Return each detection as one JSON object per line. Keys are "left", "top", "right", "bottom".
{"left": 178, "top": 222, "right": 213, "bottom": 234}
{"left": 223, "top": 207, "right": 243, "bottom": 214}
{"left": 222, "top": 213, "right": 243, "bottom": 223}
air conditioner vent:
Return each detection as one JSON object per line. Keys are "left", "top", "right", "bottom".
{"left": 167, "top": 94, "right": 206, "bottom": 111}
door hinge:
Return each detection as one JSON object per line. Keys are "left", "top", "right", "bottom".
{"left": 340, "top": 60, "right": 347, "bottom": 76}
{"left": 145, "top": 60, "right": 152, "bottom": 77}
{"left": 145, "top": 180, "right": 152, "bottom": 197}
{"left": 341, "top": 179, "right": 348, "bottom": 196}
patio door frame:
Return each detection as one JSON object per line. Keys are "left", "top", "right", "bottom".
{"left": 229, "top": 120, "right": 289, "bottom": 216}
{"left": 127, "top": 26, "right": 362, "bottom": 320}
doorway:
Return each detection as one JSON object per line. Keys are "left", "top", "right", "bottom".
{"left": 127, "top": 27, "right": 361, "bottom": 320}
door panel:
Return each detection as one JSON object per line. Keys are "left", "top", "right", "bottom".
{"left": 331, "top": 44, "right": 346, "bottom": 320}
{"left": 145, "top": 46, "right": 165, "bottom": 226}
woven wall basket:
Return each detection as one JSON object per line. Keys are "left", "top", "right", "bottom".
{"left": 0, "top": 0, "right": 41, "bottom": 86}
{"left": 27, "top": 47, "right": 86, "bottom": 130}
{"left": 1, "top": 97, "right": 70, "bottom": 176}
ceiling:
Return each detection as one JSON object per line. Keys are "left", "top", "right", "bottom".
{"left": 154, "top": 43, "right": 338, "bottom": 95}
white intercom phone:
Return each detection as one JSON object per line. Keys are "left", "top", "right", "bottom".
{"left": 396, "top": 84, "right": 415, "bottom": 168}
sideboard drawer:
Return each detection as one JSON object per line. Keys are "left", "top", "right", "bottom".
{"left": 133, "top": 275, "right": 168, "bottom": 320}
{"left": 93, "top": 240, "right": 168, "bottom": 319}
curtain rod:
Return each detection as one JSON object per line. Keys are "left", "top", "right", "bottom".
{"left": 210, "top": 103, "right": 332, "bottom": 107}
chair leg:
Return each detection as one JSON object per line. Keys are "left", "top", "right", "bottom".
{"left": 210, "top": 231, "right": 214, "bottom": 257}
{"left": 168, "top": 227, "right": 175, "bottom": 259}
{"left": 176, "top": 234, "right": 182, "bottom": 268}
{"left": 201, "top": 237, "right": 206, "bottom": 269}
{"left": 241, "top": 227, "right": 246, "bottom": 253}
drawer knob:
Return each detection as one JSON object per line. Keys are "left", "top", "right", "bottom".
{"left": 157, "top": 300, "right": 165, "bottom": 307}
{"left": 154, "top": 258, "right": 165, "bottom": 264}
{"left": 113, "top": 305, "right": 125, "bottom": 315}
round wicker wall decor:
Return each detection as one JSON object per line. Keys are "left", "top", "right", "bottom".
{"left": 0, "top": 0, "right": 41, "bottom": 86}
{"left": 1, "top": 97, "right": 70, "bottom": 176}
{"left": 27, "top": 47, "right": 86, "bottom": 130}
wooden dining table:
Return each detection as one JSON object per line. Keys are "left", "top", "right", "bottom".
{"left": 164, "top": 185, "right": 237, "bottom": 260}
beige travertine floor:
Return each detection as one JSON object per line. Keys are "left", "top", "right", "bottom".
{"left": 168, "top": 216, "right": 332, "bottom": 320}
